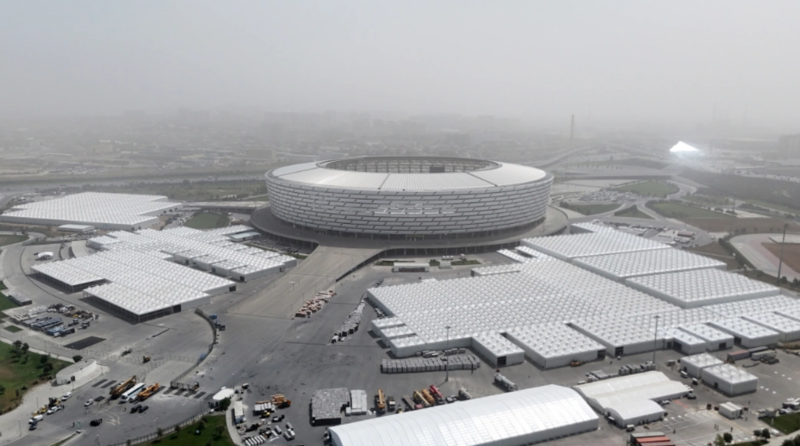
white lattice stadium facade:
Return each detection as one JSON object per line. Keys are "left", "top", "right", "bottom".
{"left": 265, "top": 157, "right": 553, "bottom": 238}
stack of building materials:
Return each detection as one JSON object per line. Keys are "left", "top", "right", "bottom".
{"left": 331, "top": 301, "right": 365, "bottom": 342}
{"left": 296, "top": 290, "right": 335, "bottom": 318}
{"left": 311, "top": 388, "right": 350, "bottom": 425}
{"left": 380, "top": 355, "right": 480, "bottom": 374}
{"left": 701, "top": 364, "right": 758, "bottom": 396}
{"left": 348, "top": 390, "right": 368, "bottom": 416}
{"left": 630, "top": 432, "right": 674, "bottom": 446}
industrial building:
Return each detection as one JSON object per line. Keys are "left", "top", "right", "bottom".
{"left": 708, "top": 319, "right": 780, "bottom": 348}
{"left": 0, "top": 192, "right": 181, "bottom": 230}
{"left": 626, "top": 269, "right": 780, "bottom": 308}
{"left": 574, "top": 249, "right": 726, "bottom": 282}
{"left": 701, "top": 364, "right": 758, "bottom": 396}
{"left": 680, "top": 353, "right": 724, "bottom": 378}
{"left": 33, "top": 226, "right": 296, "bottom": 322}
{"left": 574, "top": 372, "right": 686, "bottom": 427}
{"left": 265, "top": 156, "right": 553, "bottom": 238}
{"left": 328, "top": 385, "right": 598, "bottom": 446}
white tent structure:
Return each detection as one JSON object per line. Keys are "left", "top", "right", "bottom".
{"left": 680, "top": 353, "right": 724, "bottom": 378}
{"left": 574, "top": 249, "right": 725, "bottom": 282}
{"left": 743, "top": 312, "right": 800, "bottom": 342}
{"left": 574, "top": 372, "right": 686, "bottom": 427}
{"left": 702, "top": 364, "right": 758, "bottom": 396}
{"left": 0, "top": 192, "right": 180, "bottom": 230}
{"left": 708, "top": 318, "right": 780, "bottom": 348}
{"left": 329, "top": 385, "right": 599, "bottom": 446}
{"left": 626, "top": 269, "right": 779, "bottom": 308}
{"left": 521, "top": 231, "right": 669, "bottom": 262}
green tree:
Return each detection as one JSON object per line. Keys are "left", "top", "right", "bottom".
{"left": 218, "top": 397, "right": 231, "bottom": 411}
{"left": 39, "top": 355, "right": 49, "bottom": 365}
{"left": 713, "top": 434, "right": 726, "bottom": 446}
{"left": 12, "top": 340, "right": 21, "bottom": 349}
{"left": 762, "top": 428, "right": 771, "bottom": 439}
{"left": 174, "top": 424, "right": 181, "bottom": 433}
{"left": 214, "top": 425, "right": 225, "bottom": 440}
{"left": 21, "top": 343, "right": 29, "bottom": 354}
{"left": 723, "top": 432, "right": 732, "bottom": 443}
{"left": 72, "top": 355, "right": 83, "bottom": 362}
{"left": 156, "top": 427, "right": 164, "bottom": 438}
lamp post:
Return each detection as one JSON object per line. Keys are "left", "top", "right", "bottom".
{"left": 652, "top": 315, "right": 660, "bottom": 366}
{"left": 777, "top": 223, "right": 788, "bottom": 285}
{"left": 445, "top": 325, "right": 451, "bottom": 382}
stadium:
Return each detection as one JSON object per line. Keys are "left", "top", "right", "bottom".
{"left": 259, "top": 156, "right": 554, "bottom": 245}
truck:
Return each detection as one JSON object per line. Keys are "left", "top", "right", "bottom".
{"left": 271, "top": 394, "right": 291, "bottom": 408}
{"left": 387, "top": 396, "right": 396, "bottom": 412}
{"left": 413, "top": 390, "right": 430, "bottom": 408}
{"left": 429, "top": 385, "right": 444, "bottom": 404}
{"left": 421, "top": 389, "right": 436, "bottom": 406}
{"left": 494, "top": 373, "right": 517, "bottom": 392}
{"left": 137, "top": 383, "right": 160, "bottom": 401}
{"left": 110, "top": 376, "right": 137, "bottom": 398}
{"left": 458, "top": 387, "right": 473, "bottom": 400}
{"left": 376, "top": 389, "right": 386, "bottom": 413}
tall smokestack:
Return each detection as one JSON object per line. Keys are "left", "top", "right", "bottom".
{"left": 570, "top": 114, "right": 575, "bottom": 150}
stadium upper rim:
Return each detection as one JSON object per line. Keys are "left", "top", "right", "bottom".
{"left": 267, "top": 156, "right": 549, "bottom": 191}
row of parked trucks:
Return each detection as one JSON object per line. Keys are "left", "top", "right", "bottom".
{"left": 108, "top": 376, "right": 160, "bottom": 402}
{"left": 398, "top": 385, "right": 472, "bottom": 412}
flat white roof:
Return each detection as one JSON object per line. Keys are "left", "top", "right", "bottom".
{"left": 574, "top": 249, "right": 725, "bottom": 280}
{"left": 522, "top": 229, "right": 669, "bottom": 260}
{"left": 709, "top": 318, "right": 780, "bottom": 340}
{"left": 743, "top": 312, "right": 800, "bottom": 335}
{"left": 575, "top": 371, "right": 689, "bottom": 412}
{"left": 706, "top": 295, "right": 800, "bottom": 319}
{"left": 627, "top": 269, "right": 779, "bottom": 307}
{"left": 329, "top": 385, "right": 597, "bottom": 446}
{"left": 0, "top": 192, "right": 179, "bottom": 227}
{"left": 703, "top": 364, "right": 757, "bottom": 385}
{"left": 682, "top": 352, "right": 724, "bottom": 369}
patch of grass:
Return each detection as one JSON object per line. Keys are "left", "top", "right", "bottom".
{"left": 730, "top": 441, "right": 767, "bottom": 446}
{"left": 744, "top": 199, "right": 800, "bottom": 216}
{"left": 564, "top": 203, "right": 620, "bottom": 216}
{"left": 683, "top": 194, "right": 730, "bottom": 207}
{"left": 451, "top": 260, "right": 480, "bottom": 266}
{"left": 429, "top": 259, "right": 440, "bottom": 267}
{"left": 4, "top": 325, "right": 22, "bottom": 333}
{"left": 648, "top": 202, "right": 732, "bottom": 219}
{"left": 184, "top": 212, "right": 230, "bottom": 229}
{"left": 0, "top": 293, "right": 17, "bottom": 312}
{"left": 284, "top": 252, "right": 307, "bottom": 260}
{"left": 0, "top": 281, "right": 6, "bottom": 291}
{"left": 0, "top": 341, "right": 70, "bottom": 414}
{"left": 0, "top": 235, "right": 27, "bottom": 246}
{"left": 613, "top": 206, "right": 653, "bottom": 219}
{"left": 771, "top": 411, "right": 800, "bottom": 434}
{"left": 614, "top": 181, "right": 678, "bottom": 198}
{"left": 151, "top": 414, "right": 234, "bottom": 446}
{"left": 375, "top": 260, "right": 395, "bottom": 266}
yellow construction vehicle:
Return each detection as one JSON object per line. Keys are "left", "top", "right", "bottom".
{"left": 137, "top": 383, "right": 160, "bottom": 401}
{"left": 376, "top": 389, "right": 386, "bottom": 413}
{"left": 110, "top": 376, "right": 137, "bottom": 398}
{"left": 421, "top": 389, "right": 435, "bottom": 407}
{"left": 271, "top": 394, "right": 292, "bottom": 408}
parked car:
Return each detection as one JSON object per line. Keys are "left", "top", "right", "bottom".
{"left": 29, "top": 415, "right": 44, "bottom": 424}
{"left": 29, "top": 422, "right": 37, "bottom": 431}
{"left": 660, "top": 400, "right": 670, "bottom": 406}
{"left": 46, "top": 406, "right": 60, "bottom": 415}
{"left": 90, "top": 418, "right": 103, "bottom": 426}
{"left": 687, "top": 393, "right": 697, "bottom": 400}
{"left": 130, "top": 404, "right": 141, "bottom": 413}
{"left": 273, "top": 425, "right": 282, "bottom": 435}
{"left": 272, "top": 414, "right": 284, "bottom": 422}
{"left": 62, "top": 392, "right": 72, "bottom": 400}
{"left": 84, "top": 400, "right": 94, "bottom": 407}
{"left": 138, "top": 405, "right": 149, "bottom": 413}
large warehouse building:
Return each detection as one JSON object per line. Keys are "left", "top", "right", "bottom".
{"left": 33, "top": 225, "right": 296, "bottom": 322}
{"left": 368, "top": 223, "right": 800, "bottom": 366}
{"left": 0, "top": 192, "right": 181, "bottom": 230}
{"left": 328, "top": 385, "right": 598, "bottom": 446}
{"left": 265, "top": 156, "right": 553, "bottom": 239}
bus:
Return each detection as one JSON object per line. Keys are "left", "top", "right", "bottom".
{"left": 121, "top": 383, "right": 145, "bottom": 403}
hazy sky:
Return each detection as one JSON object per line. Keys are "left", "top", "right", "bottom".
{"left": 2, "top": 1, "right": 799, "bottom": 128}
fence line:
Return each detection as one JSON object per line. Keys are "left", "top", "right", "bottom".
{"left": 169, "top": 309, "right": 216, "bottom": 389}
{"left": 106, "top": 407, "right": 212, "bottom": 446}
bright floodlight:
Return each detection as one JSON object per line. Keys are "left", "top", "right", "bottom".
{"left": 670, "top": 141, "right": 699, "bottom": 153}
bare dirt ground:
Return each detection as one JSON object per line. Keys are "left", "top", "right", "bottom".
{"left": 763, "top": 241, "right": 800, "bottom": 276}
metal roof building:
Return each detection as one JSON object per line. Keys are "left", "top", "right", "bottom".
{"left": 329, "top": 385, "right": 598, "bottom": 446}
{"left": 680, "top": 353, "right": 724, "bottom": 378}
{"left": 0, "top": 192, "right": 181, "bottom": 230}
{"left": 708, "top": 318, "right": 780, "bottom": 348}
{"left": 521, "top": 230, "right": 669, "bottom": 261}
